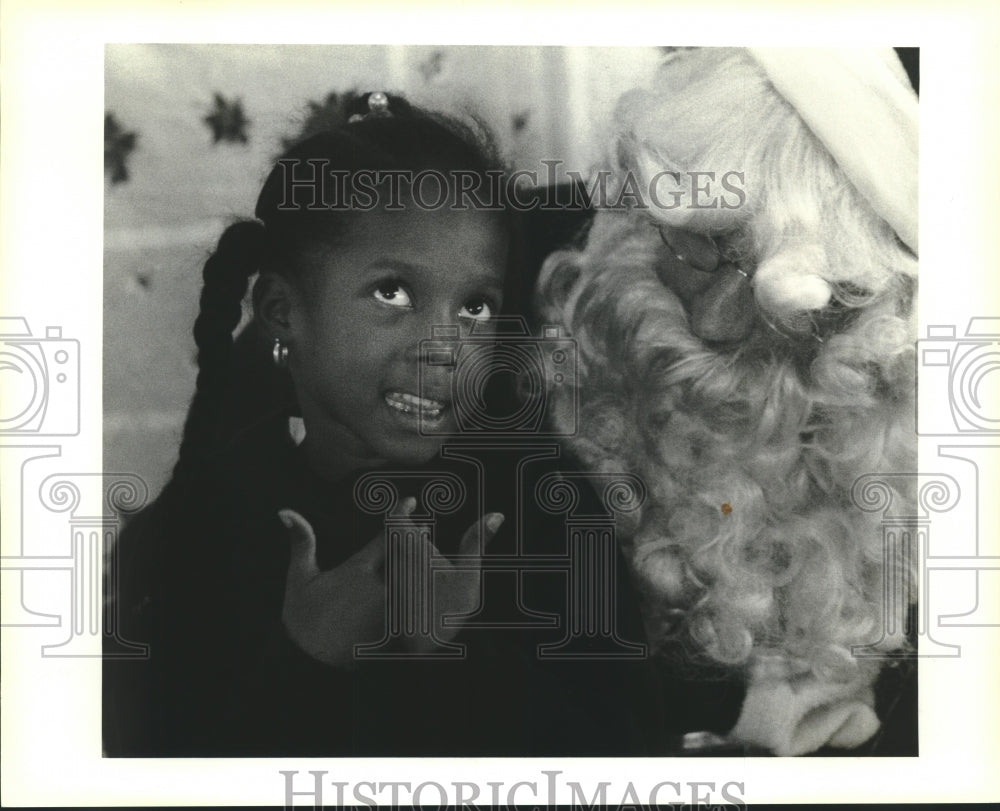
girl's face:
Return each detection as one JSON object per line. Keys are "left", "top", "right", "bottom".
{"left": 283, "top": 205, "right": 508, "bottom": 473}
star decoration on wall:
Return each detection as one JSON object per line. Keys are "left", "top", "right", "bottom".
{"left": 203, "top": 93, "right": 250, "bottom": 144}
{"left": 104, "top": 112, "right": 137, "bottom": 184}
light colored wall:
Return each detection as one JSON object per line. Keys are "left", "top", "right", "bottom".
{"left": 104, "top": 44, "right": 662, "bottom": 496}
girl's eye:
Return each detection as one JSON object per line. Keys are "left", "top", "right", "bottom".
{"left": 373, "top": 281, "right": 412, "bottom": 308}
{"left": 460, "top": 299, "right": 496, "bottom": 321}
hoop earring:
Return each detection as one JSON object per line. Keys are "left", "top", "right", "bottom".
{"left": 272, "top": 338, "right": 289, "bottom": 368}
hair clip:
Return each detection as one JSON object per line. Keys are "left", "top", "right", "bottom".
{"left": 348, "top": 91, "right": 392, "bottom": 123}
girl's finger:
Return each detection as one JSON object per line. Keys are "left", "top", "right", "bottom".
{"left": 279, "top": 509, "right": 319, "bottom": 583}
{"left": 355, "top": 496, "right": 418, "bottom": 572}
{"left": 391, "top": 496, "right": 418, "bottom": 518}
{"left": 458, "top": 512, "right": 505, "bottom": 558}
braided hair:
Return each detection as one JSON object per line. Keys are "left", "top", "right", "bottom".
{"left": 173, "top": 91, "right": 513, "bottom": 478}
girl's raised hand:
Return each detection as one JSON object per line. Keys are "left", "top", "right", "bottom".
{"left": 278, "top": 505, "right": 391, "bottom": 668}
{"left": 398, "top": 510, "right": 505, "bottom": 652}
{"left": 278, "top": 500, "right": 504, "bottom": 666}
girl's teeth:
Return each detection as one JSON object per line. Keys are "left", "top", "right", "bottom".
{"left": 385, "top": 392, "right": 445, "bottom": 417}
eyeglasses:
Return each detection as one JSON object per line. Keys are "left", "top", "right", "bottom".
{"left": 654, "top": 221, "right": 861, "bottom": 346}
{"left": 656, "top": 223, "right": 753, "bottom": 283}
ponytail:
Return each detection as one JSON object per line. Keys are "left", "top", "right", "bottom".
{"left": 175, "top": 219, "right": 266, "bottom": 474}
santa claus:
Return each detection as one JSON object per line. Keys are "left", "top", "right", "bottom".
{"left": 537, "top": 47, "right": 918, "bottom": 755}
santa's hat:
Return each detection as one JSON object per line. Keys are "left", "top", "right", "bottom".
{"left": 748, "top": 48, "right": 919, "bottom": 256}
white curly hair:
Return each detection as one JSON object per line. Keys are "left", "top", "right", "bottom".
{"left": 537, "top": 47, "right": 918, "bottom": 693}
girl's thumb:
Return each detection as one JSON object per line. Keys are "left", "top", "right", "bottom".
{"left": 279, "top": 509, "right": 319, "bottom": 581}
{"left": 459, "top": 512, "right": 505, "bottom": 556}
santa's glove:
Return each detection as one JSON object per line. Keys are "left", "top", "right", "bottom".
{"left": 728, "top": 665, "right": 879, "bottom": 756}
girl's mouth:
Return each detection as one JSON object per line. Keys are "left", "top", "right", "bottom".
{"left": 383, "top": 391, "right": 448, "bottom": 421}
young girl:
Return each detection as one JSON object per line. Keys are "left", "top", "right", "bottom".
{"left": 538, "top": 48, "right": 918, "bottom": 755}
{"left": 104, "top": 91, "right": 660, "bottom": 757}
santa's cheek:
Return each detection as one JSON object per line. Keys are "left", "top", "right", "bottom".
{"left": 689, "top": 262, "right": 756, "bottom": 342}
{"left": 652, "top": 253, "right": 716, "bottom": 306}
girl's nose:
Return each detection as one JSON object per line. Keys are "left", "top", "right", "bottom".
{"left": 403, "top": 308, "right": 465, "bottom": 365}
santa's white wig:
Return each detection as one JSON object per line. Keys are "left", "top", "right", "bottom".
{"left": 538, "top": 47, "right": 918, "bottom": 749}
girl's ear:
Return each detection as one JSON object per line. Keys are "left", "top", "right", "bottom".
{"left": 253, "top": 272, "right": 296, "bottom": 340}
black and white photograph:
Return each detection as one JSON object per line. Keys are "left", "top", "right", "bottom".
{"left": 2, "top": 1, "right": 999, "bottom": 808}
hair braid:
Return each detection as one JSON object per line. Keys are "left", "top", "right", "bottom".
{"left": 175, "top": 219, "right": 266, "bottom": 473}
